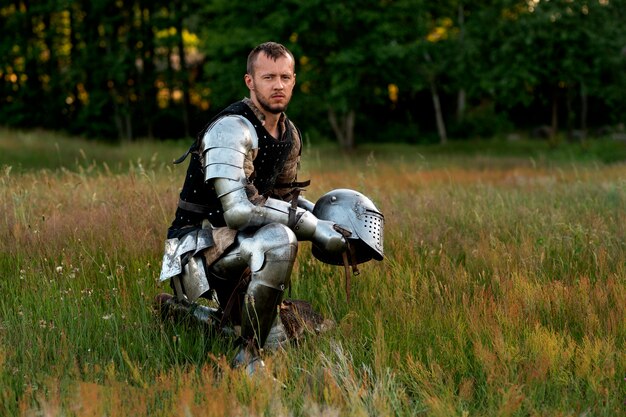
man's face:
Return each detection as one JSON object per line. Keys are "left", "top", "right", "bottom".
{"left": 245, "top": 53, "right": 295, "bottom": 115}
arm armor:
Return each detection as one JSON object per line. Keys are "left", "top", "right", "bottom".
{"left": 201, "top": 115, "right": 258, "bottom": 185}
{"left": 297, "top": 195, "right": 315, "bottom": 212}
{"left": 215, "top": 178, "right": 345, "bottom": 253}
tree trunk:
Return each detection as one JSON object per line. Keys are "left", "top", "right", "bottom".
{"left": 566, "top": 85, "right": 574, "bottom": 142}
{"left": 550, "top": 90, "right": 558, "bottom": 142}
{"left": 430, "top": 81, "right": 447, "bottom": 144}
{"left": 328, "top": 107, "right": 355, "bottom": 151}
{"left": 125, "top": 107, "right": 133, "bottom": 141}
{"left": 457, "top": 89, "right": 466, "bottom": 123}
{"left": 456, "top": 4, "right": 466, "bottom": 123}
{"left": 21, "top": 0, "right": 43, "bottom": 123}
{"left": 139, "top": 0, "right": 157, "bottom": 139}
{"left": 423, "top": 51, "right": 447, "bottom": 144}
{"left": 580, "top": 82, "right": 588, "bottom": 138}
{"left": 174, "top": 0, "right": 190, "bottom": 138}
{"left": 68, "top": 7, "right": 82, "bottom": 124}
{"left": 42, "top": 12, "right": 56, "bottom": 127}
{"left": 113, "top": 95, "right": 133, "bottom": 142}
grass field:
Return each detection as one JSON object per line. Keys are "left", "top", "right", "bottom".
{"left": 1, "top": 127, "right": 625, "bottom": 416}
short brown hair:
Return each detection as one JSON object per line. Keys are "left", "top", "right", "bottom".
{"left": 246, "top": 42, "right": 295, "bottom": 75}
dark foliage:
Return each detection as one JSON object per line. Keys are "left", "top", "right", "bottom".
{"left": 1, "top": 0, "right": 625, "bottom": 145}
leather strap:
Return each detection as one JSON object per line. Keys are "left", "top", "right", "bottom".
{"left": 274, "top": 179, "right": 311, "bottom": 189}
{"left": 178, "top": 199, "right": 220, "bottom": 215}
{"left": 287, "top": 188, "right": 301, "bottom": 228}
{"left": 334, "top": 225, "right": 358, "bottom": 303}
{"left": 220, "top": 268, "right": 251, "bottom": 329}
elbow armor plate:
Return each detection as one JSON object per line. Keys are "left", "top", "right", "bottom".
{"left": 200, "top": 115, "right": 259, "bottom": 183}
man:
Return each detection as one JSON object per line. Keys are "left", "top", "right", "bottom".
{"left": 158, "top": 42, "right": 347, "bottom": 372}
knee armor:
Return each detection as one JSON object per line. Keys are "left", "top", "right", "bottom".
{"left": 240, "top": 223, "right": 298, "bottom": 290}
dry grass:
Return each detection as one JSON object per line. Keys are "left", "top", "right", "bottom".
{"left": 1, "top": 134, "right": 625, "bottom": 416}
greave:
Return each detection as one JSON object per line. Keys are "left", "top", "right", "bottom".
{"left": 222, "top": 223, "right": 297, "bottom": 369}
{"left": 232, "top": 281, "right": 284, "bottom": 370}
{"left": 240, "top": 281, "right": 284, "bottom": 349}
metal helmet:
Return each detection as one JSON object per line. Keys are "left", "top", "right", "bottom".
{"left": 312, "top": 189, "right": 384, "bottom": 265}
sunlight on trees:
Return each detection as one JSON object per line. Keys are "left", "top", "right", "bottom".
{"left": 0, "top": 0, "right": 624, "bottom": 146}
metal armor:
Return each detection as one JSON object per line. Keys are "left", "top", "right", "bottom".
{"left": 312, "top": 188, "right": 384, "bottom": 265}
{"left": 211, "top": 223, "right": 297, "bottom": 361}
{"left": 159, "top": 225, "right": 213, "bottom": 302}
{"left": 201, "top": 115, "right": 258, "bottom": 185}
{"left": 199, "top": 114, "right": 347, "bottom": 371}
{"left": 200, "top": 116, "right": 346, "bottom": 253}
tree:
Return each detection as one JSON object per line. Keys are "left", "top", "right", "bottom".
{"left": 194, "top": 0, "right": 299, "bottom": 130}
{"left": 1, "top": 0, "right": 624, "bottom": 142}
{"left": 470, "top": 0, "right": 626, "bottom": 139}
{"left": 292, "top": 0, "right": 407, "bottom": 150}
{"left": 1, "top": 1, "right": 47, "bottom": 126}
{"left": 198, "top": 0, "right": 415, "bottom": 150}
{"left": 374, "top": 0, "right": 456, "bottom": 144}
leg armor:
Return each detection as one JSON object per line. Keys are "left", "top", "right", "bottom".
{"left": 160, "top": 227, "right": 215, "bottom": 302}
{"left": 172, "top": 254, "right": 211, "bottom": 302}
{"left": 210, "top": 223, "right": 298, "bottom": 368}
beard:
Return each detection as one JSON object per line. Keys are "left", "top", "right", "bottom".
{"left": 256, "top": 94, "right": 289, "bottom": 114}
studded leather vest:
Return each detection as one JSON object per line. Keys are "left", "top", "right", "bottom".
{"left": 168, "top": 101, "right": 297, "bottom": 237}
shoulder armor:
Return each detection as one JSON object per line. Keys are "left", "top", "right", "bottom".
{"left": 201, "top": 115, "right": 259, "bottom": 182}
{"left": 201, "top": 114, "right": 259, "bottom": 154}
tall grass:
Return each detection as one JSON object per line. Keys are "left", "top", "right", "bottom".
{"left": 1, "top": 130, "right": 625, "bottom": 416}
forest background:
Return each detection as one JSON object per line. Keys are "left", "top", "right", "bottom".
{"left": 2, "top": 0, "right": 626, "bottom": 149}
{"left": 2, "top": 1, "right": 626, "bottom": 415}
